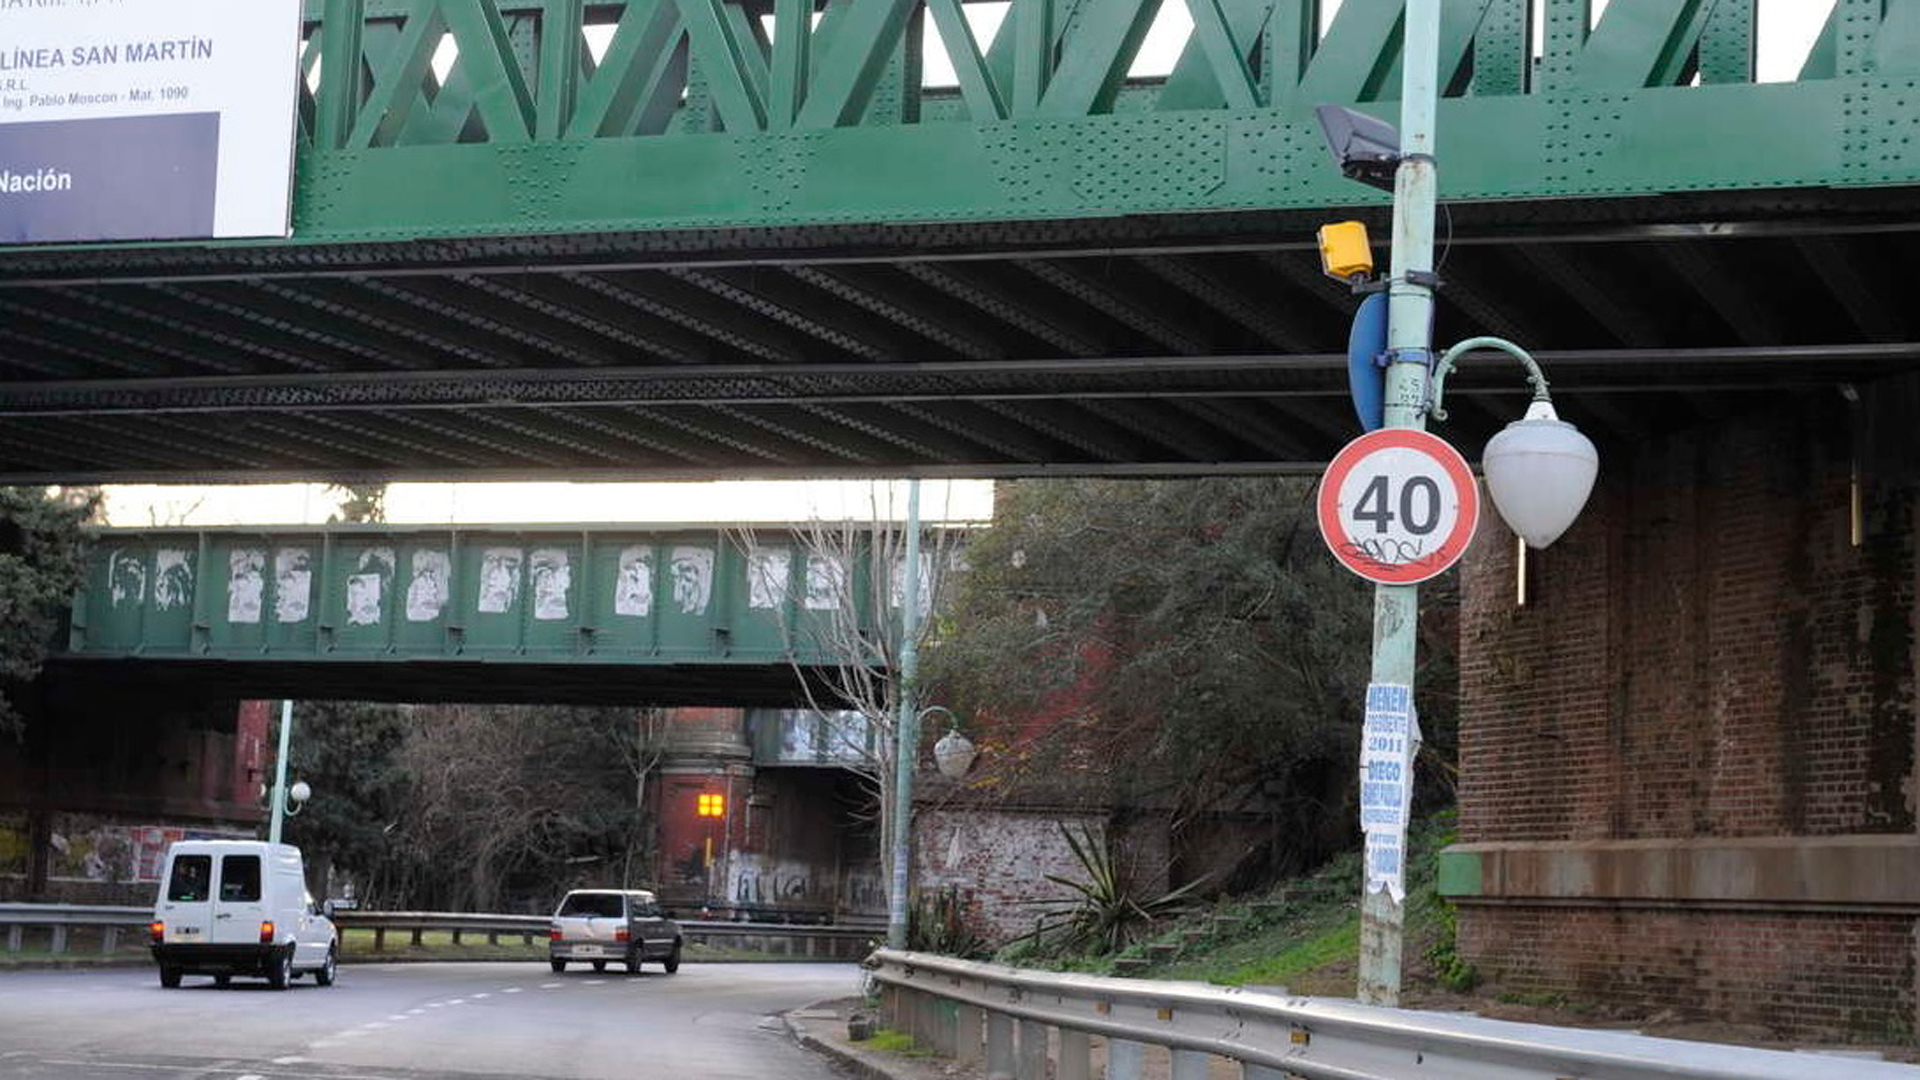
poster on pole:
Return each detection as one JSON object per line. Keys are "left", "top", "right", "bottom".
{"left": 1360, "top": 682, "right": 1420, "bottom": 903}
{"left": 0, "top": 0, "right": 303, "bottom": 244}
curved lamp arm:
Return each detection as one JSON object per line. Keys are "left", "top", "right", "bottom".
{"left": 1429, "top": 336, "right": 1552, "bottom": 421}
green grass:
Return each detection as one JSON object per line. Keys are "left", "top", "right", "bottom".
{"left": 1000, "top": 809, "right": 1464, "bottom": 1001}
{"left": 864, "top": 1029, "right": 934, "bottom": 1057}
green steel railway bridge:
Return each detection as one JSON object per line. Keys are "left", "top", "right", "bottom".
{"left": 0, "top": 0, "right": 1916, "bottom": 488}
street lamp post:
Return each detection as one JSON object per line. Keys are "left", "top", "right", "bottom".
{"left": 267, "top": 699, "right": 311, "bottom": 845}
{"left": 887, "top": 479, "right": 923, "bottom": 951}
{"left": 1355, "top": 0, "right": 1445, "bottom": 1007}
{"left": 1321, "top": 5, "right": 1597, "bottom": 1007}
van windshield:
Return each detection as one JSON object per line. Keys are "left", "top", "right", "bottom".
{"left": 558, "top": 893, "right": 623, "bottom": 918}
{"left": 219, "top": 855, "right": 262, "bottom": 902}
{"left": 166, "top": 855, "right": 211, "bottom": 902}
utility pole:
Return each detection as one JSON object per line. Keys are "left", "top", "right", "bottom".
{"left": 1357, "top": 0, "right": 1442, "bottom": 1008}
{"left": 269, "top": 699, "right": 294, "bottom": 845}
{"left": 886, "top": 479, "right": 923, "bottom": 950}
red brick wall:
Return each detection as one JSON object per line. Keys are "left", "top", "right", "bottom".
{"left": 1455, "top": 399, "right": 1918, "bottom": 1039}
{"left": 914, "top": 806, "right": 1106, "bottom": 942}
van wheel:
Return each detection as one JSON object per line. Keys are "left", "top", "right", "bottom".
{"left": 268, "top": 949, "right": 292, "bottom": 990}
{"left": 591, "top": 960, "right": 607, "bottom": 973}
{"left": 158, "top": 966, "right": 181, "bottom": 989}
{"left": 314, "top": 946, "right": 337, "bottom": 987}
{"left": 550, "top": 959, "right": 566, "bottom": 973}
{"left": 663, "top": 942, "right": 682, "bottom": 974}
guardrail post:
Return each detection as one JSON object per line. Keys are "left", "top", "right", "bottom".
{"left": 1016, "top": 1019, "right": 1047, "bottom": 1080}
{"left": 955, "top": 1004, "right": 984, "bottom": 1065}
{"left": 926, "top": 995, "right": 958, "bottom": 1054}
{"left": 1169, "top": 1048, "right": 1210, "bottom": 1079}
{"left": 7, "top": 925, "right": 20, "bottom": 951}
{"left": 1105, "top": 1038, "right": 1146, "bottom": 1080}
{"left": 985, "top": 1012, "right": 1014, "bottom": 1079}
{"left": 374, "top": 927, "right": 388, "bottom": 950}
{"left": 1057, "top": 1028, "right": 1091, "bottom": 1080}
{"left": 881, "top": 982, "right": 905, "bottom": 1030}
{"left": 50, "top": 924, "right": 67, "bottom": 954}
{"left": 410, "top": 927, "right": 424, "bottom": 946}
{"left": 101, "top": 926, "right": 119, "bottom": 954}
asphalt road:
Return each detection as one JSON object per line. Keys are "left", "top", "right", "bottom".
{"left": 0, "top": 960, "right": 866, "bottom": 1080}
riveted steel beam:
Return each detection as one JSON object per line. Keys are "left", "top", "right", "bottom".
{"left": 898, "top": 263, "right": 1109, "bottom": 358}
{"left": 1509, "top": 245, "right": 1666, "bottom": 349}
{"left": 1793, "top": 236, "right": 1906, "bottom": 345}
{"left": 1136, "top": 255, "right": 1319, "bottom": 352}
{"left": 1016, "top": 259, "right": 1213, "bottom": 355}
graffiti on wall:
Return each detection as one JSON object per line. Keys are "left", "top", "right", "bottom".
{"left": 101, "top": 539, "right": 741, "bottom": 630}
{"left": 615, "top": 546, "right": 653, "bottom": 616}
{"left": 0, "top": 816, "right": 250, "bottom": 885}
{"left": 228, "top": 548, "right": 265, "bottom": 623}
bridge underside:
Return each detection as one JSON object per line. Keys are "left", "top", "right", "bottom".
{"left": 4, "top": 0, "right": 1920, "bottom": 481}
{"left": 6, "top": 189, "right": 1919, "bottom": 482}
{"left": 40, "top": 655, "right": 843, "bottom": 707}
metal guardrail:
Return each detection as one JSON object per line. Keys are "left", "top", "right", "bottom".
{"left": 0, "top": 903, "right": 878, "bottom": 963}
{"left": 0, "top": 903, "right": 150, "bottom": 955}
{"left": 868, "top": 949, "right": 1920, "bottom": 1080}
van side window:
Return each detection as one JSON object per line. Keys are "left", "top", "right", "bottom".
{"left": 219, "top": 855, "right": 262, "bottom": 902}
{"left": 167, "top": 855, "right": 212, "bottom": 902}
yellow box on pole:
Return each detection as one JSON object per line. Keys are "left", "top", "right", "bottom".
{"left": 1317, "top": 221, "right": 1375, "bottom": 281}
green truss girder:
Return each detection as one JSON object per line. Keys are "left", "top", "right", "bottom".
{"left": 71, "top": 524, "right": 909, "bottom": 668}
{"left": 109, "top": 0, "right": 1920, "bottom": 245}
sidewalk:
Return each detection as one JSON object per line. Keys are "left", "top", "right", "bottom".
{"left": 786, "top": 997, "right": 985, "bottom": 1080}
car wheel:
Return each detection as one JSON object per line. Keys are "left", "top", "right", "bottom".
{"left": 550, "top": 959, "right": 566, "bottom": 973}
{"left": 268, "top": 948, "right": 292, "bottom": 990}
{"left": 158, "top": 966, "right": 181, "bottom": 989}
{"left": 214, "top": 974, "right": 231, "bottom": 989}
{"left": 663, "top": 942, "right": 682, "bottom": 974}
{"left": 314, "top": 946, "right": 337, "bottom": 987}
{"left": 591, "top": 960, "right": 607, "bottom": 973}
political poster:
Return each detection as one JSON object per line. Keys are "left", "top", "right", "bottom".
{"left": 0, "top": 0, "right": 302, "bottom": 244}
{"left": 1359, "top": 682, "right": 1421, "bottom": 903}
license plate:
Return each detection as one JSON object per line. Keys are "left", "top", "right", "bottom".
{"left": 573, "top": 945, "right": 604, "bottom": 957}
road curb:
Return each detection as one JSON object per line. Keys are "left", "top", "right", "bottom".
{"left": 786, "top": 1017, "right": 899, "bottom": 1080}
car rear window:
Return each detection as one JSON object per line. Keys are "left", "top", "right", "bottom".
{"left": 166, "top": 855, "right": 212, "bottom": 901}
{"left": 558, "top": 893, "right": 623, "bottom": 918}
{"left": 219, "top": 855, "right": 262, "bottom": 902}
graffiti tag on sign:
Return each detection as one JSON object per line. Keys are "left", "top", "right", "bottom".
{"left": 1317, "top": 429, "right": 1480, "bottom": 585}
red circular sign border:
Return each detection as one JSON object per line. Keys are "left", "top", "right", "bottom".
{"left": 1317, "top": 428, "right": 1480, "bottom": 585}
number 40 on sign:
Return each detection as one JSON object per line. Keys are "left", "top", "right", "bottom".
{"left": 1316, "top": 428, "right": 1480, "bottom": 585}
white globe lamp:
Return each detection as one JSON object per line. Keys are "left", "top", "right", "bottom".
{"left": 1481, "top": 399, "right": 1598, "bottom": 549}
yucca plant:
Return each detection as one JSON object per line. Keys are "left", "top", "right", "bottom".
{"left": 1025, "top": 823, "right": 1206, "bottom": 956}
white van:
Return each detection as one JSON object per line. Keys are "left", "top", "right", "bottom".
{"left": 149, "top": 840, "right": 338, "bottom": 990}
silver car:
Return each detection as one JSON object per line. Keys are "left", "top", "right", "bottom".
{"left": 548, "top": 889, "right": 683, "bottom": 974}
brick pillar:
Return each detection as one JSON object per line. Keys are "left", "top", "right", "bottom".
{"left": 653, "top": 708, "right": 754, "bottom": 916}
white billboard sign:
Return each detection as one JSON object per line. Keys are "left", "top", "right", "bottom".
{"left": 0, "top": 0, "right": 303, "bottom": 244}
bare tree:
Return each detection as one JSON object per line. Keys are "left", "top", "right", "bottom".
{"left": 728, "top": 482, "right": 968, "bottom": 921}
{"left": 614, "top": 708, "right": 671, "bottom": 888}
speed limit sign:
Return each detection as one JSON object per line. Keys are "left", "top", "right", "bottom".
{"left": 1317, "top": 428, "right": 1480, "bottom": 584}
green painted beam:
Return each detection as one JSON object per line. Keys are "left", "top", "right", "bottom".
{"left": 69, "top": 526, "right": 915, "bottom": 668}
{"left": 22, "top": 0, "right": 1920, "bottom": 251}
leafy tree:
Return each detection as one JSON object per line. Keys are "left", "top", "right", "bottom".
{"left": 928, "top": 477, "right": 1457, "bottom": 883}
{"left": 283, "top": 701, "right": 414, "bottom": 906}
{"left": 0, "top": 487, "right": 98, "bottom": 737}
